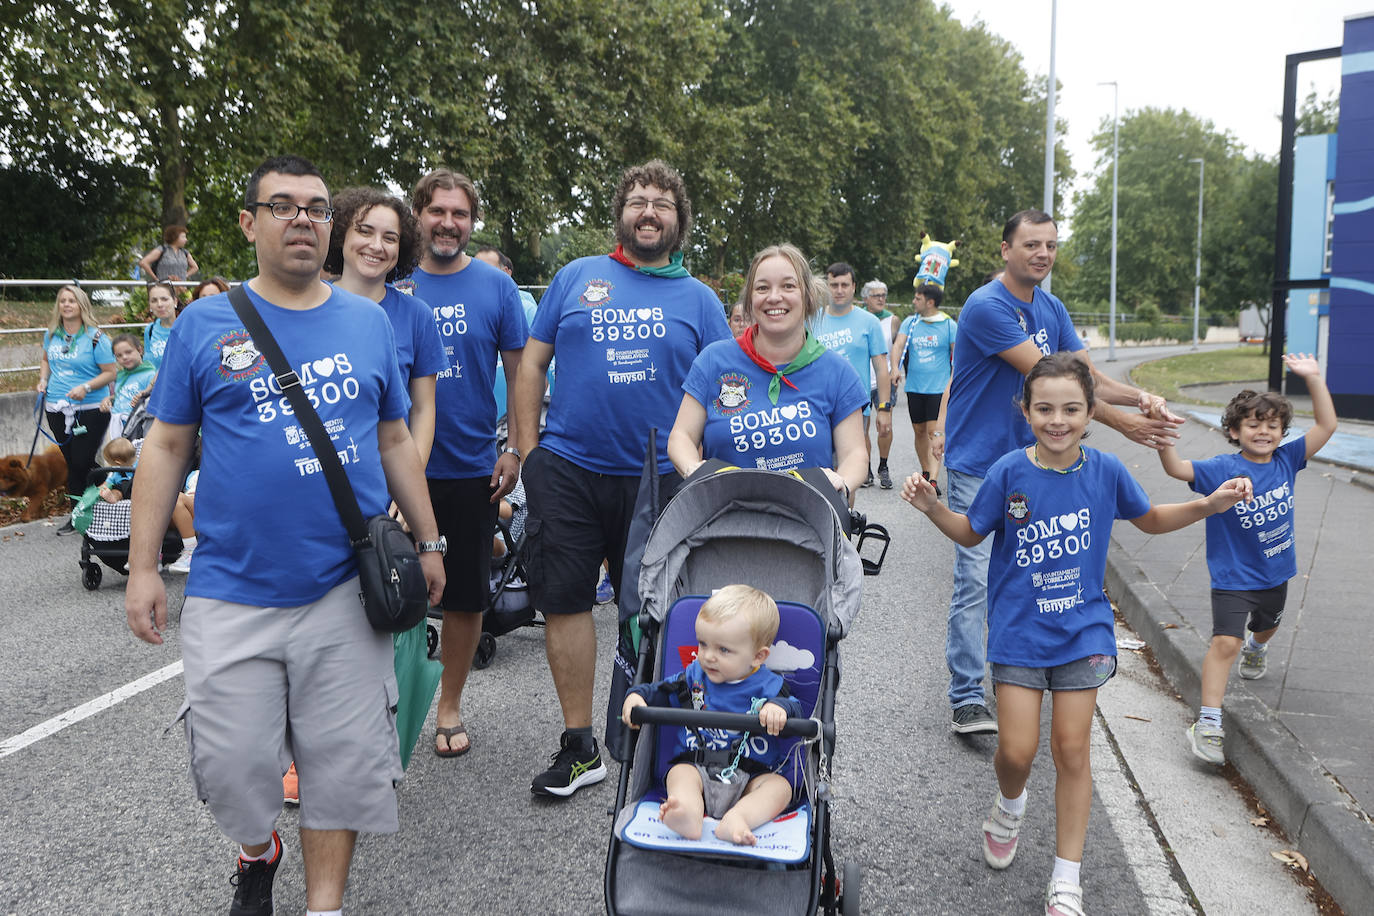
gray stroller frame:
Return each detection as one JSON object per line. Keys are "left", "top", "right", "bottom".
{"left": 605, "top": 467, "right": 862, "bottom": 916}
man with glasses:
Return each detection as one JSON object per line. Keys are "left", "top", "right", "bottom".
{"left": 861, "top": 279, "right": 898, "bottom": 488}
{"left": 402, "top": 169, "right": 528, "bottom": 760}
{"left": 126, "top": 155, "right": 446, "bottom": 916}
{"left": 513, "top": 159, "right": 730, "bottom": 798}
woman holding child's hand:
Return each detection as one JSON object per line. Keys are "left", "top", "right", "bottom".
{"left": 668, "top": 244, "right": 869, "bottom": 496}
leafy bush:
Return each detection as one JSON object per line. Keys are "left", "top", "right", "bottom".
{"left": 1106, "top": 321, "right": 1191, "bottom": 343}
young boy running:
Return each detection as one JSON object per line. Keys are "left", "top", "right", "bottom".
{"left": 1159, "top": 353, "right": 1338, "bottom": 765}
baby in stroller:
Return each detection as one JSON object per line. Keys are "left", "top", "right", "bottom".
{"left": 622, "top": 584, "right": 801, "bottom": 846}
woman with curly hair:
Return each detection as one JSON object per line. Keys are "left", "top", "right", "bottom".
{"left": 323, "top": 187, "right": 445, "bottom": 466}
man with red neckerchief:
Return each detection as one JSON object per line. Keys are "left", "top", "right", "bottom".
{"left": 513, "top": 160, "right": 730, "bottom": 798}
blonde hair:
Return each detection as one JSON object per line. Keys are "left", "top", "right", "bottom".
{"left": 48, "top": 285, "right": 100, "bottom": 336}
{"left": 103, "top": 437, "right": 135, "bottom": 467}
{"left": 741, "top": 244, "right": 828, "bottom": 328}
{"left": 699, "top": 584, "right": 780, "bottom": 649}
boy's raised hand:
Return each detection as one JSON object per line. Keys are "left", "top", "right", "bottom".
{"left": 1282, "top": 352, "right": 1320, "bottom": 378}
{"left": 759, "top": 701, "right": 788, "bottom": 736}
{"left": 621, "top": 692, "right": 647, "bottom": 730}
{"left": 1208, "top": 475, "right": 1253, "bottom": 513}
{"left": 900, "top": 472, "right": 937, "bottom": 511}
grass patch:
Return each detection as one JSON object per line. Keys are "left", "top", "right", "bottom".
{"left": 1129, "top": 346, "right": 1270, "bottom": 405}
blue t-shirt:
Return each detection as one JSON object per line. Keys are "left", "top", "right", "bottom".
{"left": 143, "top": 320, "right": 174, "bottom": 368}
{"left": 374, "top": 285, "right": 448, "bottom": 386}
{"left": 683, "top": 338, "right": 867, "bottom": 472}
{"left": 967, "top": 446, "right": 1151, "bottom": 667}
{"left": 43, "top": 325, "right": 114, "bottom": 409}
{"left": 897, "top": 313, "right": 957, "bottom": 394}
{"left": 148, "top": 286, "right": 409, "bottom": 607}
{"left": 1189, "top": 436, "right": 1306, "bottom": 590}
{"left": 530, "top": 255, "right": 730, "bottom": 474}
{"left": 628, "top": 660, "right": 804, "bottom": 776}
{"left": 405, "top": 260, "right": 529, "bottom": 478}
{"left": 111, "top": 363, "right": 156, "bottom": 415}
{"left": 493, "top": 290, "right": 541, "bottom": 419}
{"left": 945, "top": 281, "right": 1082, "bottom": 478}
{"left": 815, "top": 307, "right": 888, "bottom": 410}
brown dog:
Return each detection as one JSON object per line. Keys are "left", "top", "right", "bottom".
{"left": 0, "top": 447, "right": 68, "bottom": 521}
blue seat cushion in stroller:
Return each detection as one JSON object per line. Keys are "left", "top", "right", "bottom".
{"left": 617, "top": 595, "right": 825, "bottom": 863}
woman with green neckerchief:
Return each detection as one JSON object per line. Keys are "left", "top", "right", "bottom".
{"left": 668, "top": 244, "right": 869, "bottom": 498}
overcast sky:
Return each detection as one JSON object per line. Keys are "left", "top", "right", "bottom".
{"left": 939, "top": 1, "right": 1358, "bottom": 218}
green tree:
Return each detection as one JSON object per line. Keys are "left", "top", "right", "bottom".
{"left": 1061, "top": 107, "right": 1271, "bottom": 318}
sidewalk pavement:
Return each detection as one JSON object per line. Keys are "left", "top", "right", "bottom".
{"left": 1101, "top": 407, "right": 1374, "bottom": 915}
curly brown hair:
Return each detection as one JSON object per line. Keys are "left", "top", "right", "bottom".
{"left": 323, "top": 187, "right": 422, "bottom": 282}
{"left": 610, "top": 159, "right": 692, "bottom": 251}
{"left": 1221, "top": 390, "right": 1293, "bottom": 444}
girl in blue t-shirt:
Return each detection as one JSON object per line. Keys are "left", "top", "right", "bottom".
{"left": 99, "top": 334, "right": 157, "bottom": 447}
{"left": 902, "top": 352, "right": 1252, "bottom": 916}
{"left": 142, "top": 280, "right": 180, "bottom": 369}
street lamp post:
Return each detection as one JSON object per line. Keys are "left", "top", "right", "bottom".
{"left": 1188, "top": 157, "right": 1205, "bottom": 350}
{"left": 1041, "top": 0, "right": 1058, "bottom": 293}
{"left": 1099, "top": 80, "right": 1119, "bottom": 361}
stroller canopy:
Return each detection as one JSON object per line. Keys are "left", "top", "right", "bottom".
{"left": 638, "top": 468, "right": 862, "bottom": 638}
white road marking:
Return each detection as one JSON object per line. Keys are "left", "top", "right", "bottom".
{"left": 0, "top": 660, "right": 183, "bottom": 759}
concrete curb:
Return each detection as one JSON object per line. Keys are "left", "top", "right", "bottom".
{"left": 1105, "top": 544, "right": 1374, "bottom": 915}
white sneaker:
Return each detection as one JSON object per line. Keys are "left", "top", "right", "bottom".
{"left": 167, "top": 547, "right": 193, "bottom": 574}
{"left": 1045, "top": 877, "right": 1085, "bottom": 916}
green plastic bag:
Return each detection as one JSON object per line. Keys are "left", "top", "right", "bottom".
{"left": 70, "top": 484, "right": 101, "bottom": 535}
{"left": 392, "top": 618, "right": 442, "bottom": 769}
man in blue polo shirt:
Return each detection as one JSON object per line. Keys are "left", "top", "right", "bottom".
{"left": 940, "top": 209, "right": 1182, "bottom": 735}
{"left": 513, "top": 159, "right": 730, "bottom": 798}
{"left": 405, "top": 169, "right": 528, "bottom": 759}
{"left": 816, "top": 263, "right": 891, "bottom": 490}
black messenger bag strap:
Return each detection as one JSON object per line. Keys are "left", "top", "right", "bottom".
{"left": 227, "top": 284, "right": 371, "bottom": 549}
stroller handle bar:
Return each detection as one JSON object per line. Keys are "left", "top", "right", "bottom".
{"left": 629, "top": 705, "right": 823, "bottom": 740}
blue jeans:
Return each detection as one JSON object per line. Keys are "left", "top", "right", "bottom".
{"left": 946, "top": 468, "right": 992, "bottom": 709}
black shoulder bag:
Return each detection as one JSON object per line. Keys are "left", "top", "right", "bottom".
{"left": 228, "top": 285, "right": 428, "bottom": 631}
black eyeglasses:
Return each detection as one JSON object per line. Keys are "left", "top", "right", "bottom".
{"left": 247, "top": 201, "right": 334, "bottom": 223}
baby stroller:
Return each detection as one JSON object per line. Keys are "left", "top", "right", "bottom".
{"left": 75, "top": 465, "right": 183, "bottom": 590}
{"left": 606, "top": 467, "right": 862, "bottom": 915}
{"left": 425, "top": 479, "right": 543, "bottom": 666}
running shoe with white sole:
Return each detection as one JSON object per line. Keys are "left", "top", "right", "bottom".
{"left": 1187, "top": 721, "right": 1225, "bottom": 765}
{"left": 531, "top": 731, "right": 607, "bottom": 797}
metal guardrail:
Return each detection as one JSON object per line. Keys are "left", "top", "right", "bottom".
{"left": 0, "top": 276, "right": 549, "bottom": 377}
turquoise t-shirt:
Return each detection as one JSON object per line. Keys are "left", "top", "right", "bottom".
{"left": 43, "top": 325, "right": 114, "bottom": 409}
{"left": 815, "top": 306, "right": 888, "bottom": 413}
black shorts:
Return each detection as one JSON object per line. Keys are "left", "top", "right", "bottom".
{"left": 906, "top": 393, "right": 943, "bottom": 425}
{"left": 428, "top": 476, "right": 500, "bottom": 613}
{"left": 1210, "top": 583, "right": 1287, "bottom": 638}
{"left": 521, "top": 446, "right": 682, "bottom": 614}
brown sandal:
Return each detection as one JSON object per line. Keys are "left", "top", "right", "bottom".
{"left": 435, "top": 725, "right": 470, "bottom": 758}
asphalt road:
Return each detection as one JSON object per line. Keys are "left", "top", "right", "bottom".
{"left": 0, "top": 354, "right": 1325, "bottom": 914}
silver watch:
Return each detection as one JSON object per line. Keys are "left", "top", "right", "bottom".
{"left": 416, "top": 535, "right": 447, "bottom": 556}
{"left": 502, "top": 446, "right": 521, "bottom": 460}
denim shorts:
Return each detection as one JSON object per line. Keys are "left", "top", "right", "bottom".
{"left": 992, "top": 654, "right": 1117, "bottom": 692}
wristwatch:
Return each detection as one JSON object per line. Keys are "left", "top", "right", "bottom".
{"left": 931, "top": 431, "right": 944, "bottom": 438}
{"left": 876, "top": 402, "right": 892, "bottom": 411}
{"left": 416, "top": 535, "right": 447, "bottom": 556}
{"left": 502, "top": 446, "right": 521, "bottom": 460}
